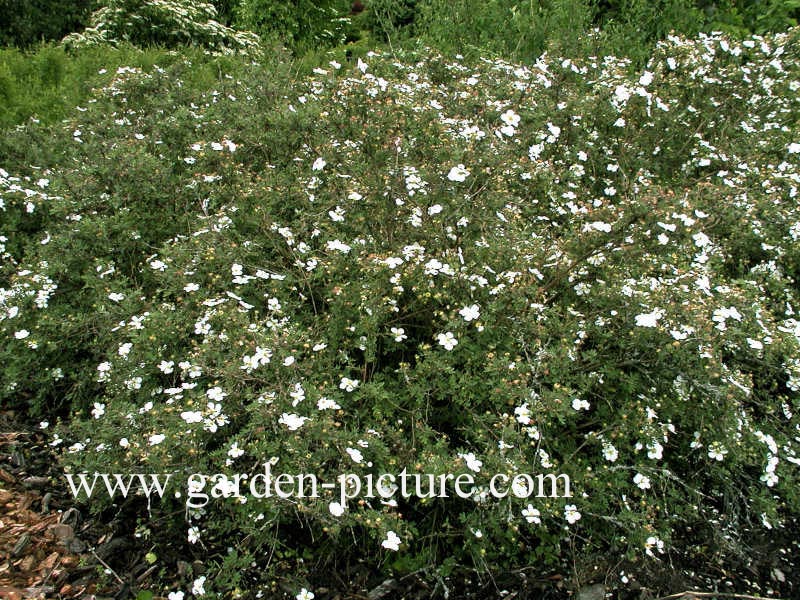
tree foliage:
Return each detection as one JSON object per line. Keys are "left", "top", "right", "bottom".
{"left": 0, "top": 0, "right": 94, "bottom": 48}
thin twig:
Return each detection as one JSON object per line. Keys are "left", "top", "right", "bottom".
{"left": 38, "top": 555, "right": 62, "bottom": 590}
{"left": 90, "top": 549, "right": 125, "bottom": 585}
{"left": 136, "top": 564, "right": 158, "bottom": 583}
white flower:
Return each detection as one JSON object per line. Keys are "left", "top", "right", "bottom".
{"left": 635, "top": 309, "right": 663, "bottom": 328}
{"left": 68, "top": 442, "right": 85, "bottom": 453}
{"left": 14, "top": 329, "right": 30, "bottom": 339}
{"left": 447, "top": 164, "right": 470, "bottom": 182}
{"left": 707, "top": 441, "right": 728, "bottom": 461}
{"left": 296, "top": 588, "right": 315, "bottom": 600}
{"left": 761, "top": 470, "right": 779, "bottom": 487}
{"left": 564, "top": 504, "right": 581, "bottom": 524}
{"left": 119, "top": 437, "right": 129, "bottom": 448}
{"left": 747, "top": 338, "right": 763, "bottom": 350}
{"left": 614, "top": 85, "right": 631, "bottom": 103}
{"left": 692, "top": 232, "right": 711, "bottom": 247}
{"left": 522, "top": 504, "right": 541, "bottom": 524}
{"left": 108, "top": 292, "right": 125, "bottom": 302}
{"left": 514, "top": 402, "right": 531, "bottom": 425}
{"left": 424, "top": 258, "right": 443, "bottom": 275}
{"left": 158, "top": 360, "right": 174, "bottom": 374}
{"left": 528, "top": 143, "right": 545, "bottom": 160}
{"left": 312, "top": 157, "right": 327, "bottom": 171}
{"left": 384, "top": 256, "right": 404, "bottom": 269}
{"left": 459, "top": 452, "right": 482, "bottom": 473}
{"left": 571, "top": 398, "right": 590, "bottom": 411}
{"left": 228, "top": 442, "right": 245, "bottom": 459}
{"left": 326, "top": 239, "right": 351, "bottom": 253}
{"left": 511, "top": 477, "right": 529, "bottom": 497}
{"left": 328, "top": 501, "right": 345, "bottom": 517}
{"left": 148, "top": 434, "right": 165, "bottom": 446}
{"left": 91, "top": 402, "right": 105, "bottom": 419}
{"left": 458, "top": 304, "right": 480, "bottom": 322}
{"left": 711, "top": 307, "right": 742, "bottom": 331}
{"left": 633, "top": 473, "right": 651, "bottom": 490}
{"left": 184, "top": 283, "right": 200, "bottom": 293}
{"left": 239, "top": 354, "right": 258, "bottom": 373}
{"left": 602, "top": 442, "right": 618, "bottom": 462}
{"left": 639, "top": 70, "right": 654, "bottom": 86}
{"left": 329, "top": 206, "right": 346, "bottom": 222}
{"left": 279, "top": 413, "right": 308, "bottom": 431}
{"left": 500, "top": 109, "right": 521, "bottom": 127}
{"left": 644, "top": 535, "right": 665, "bottom": 557}
{"left": 96, "top": 361, "right": 112, "bottom": 382}
{"left": 181, "top": 410, "right": 203, "bottom": 424}
{"left": 391, "top": 327, "right": 407, "bottom": 342}
{"left": 788, "top": 142, "right": 800, "bottom": 154}
{"left": 206, "top": 386, "right": 227, "bottom": 402}
{"left": 754, "top": 430, "right": 778, "bottom": 454}
{"left": 188, "top": 526, "right": 200, "bottom": 544}
{"left": 436, "top": 331, "right": 458, "bottom": 350}
{"left": 289, "top": 383, "right": 306, "bottom": 406}
{"left": 427, "top": 204, "right": 443, "bottom": 216}
{"left": 537, "top": 448, "right": 551, "bottom": 467}
{"left": 381, "top": 530, "right": 401, "bottom": 551}
{"left": 168, "top": 592, "right": 185, "bottom": 600}
{"left": 585, "top": 221, "right": 612, "bottom": 233}
{"left": 670, "top": 328, "right": 689, "bottom": 340}
{"left": 346, "top": 447, "right": 364, "bottom": 463}
{"left": 339, "top": 377, "right": 359, "bottom": 392}
{"left": 191, "top": 575, "right": 206, "bottom": 596}
{"left": 317, "top": 396, "right": 341, "bottom": 410}
{"left": 647, "top": 441, "right": 664, "bottom": 460}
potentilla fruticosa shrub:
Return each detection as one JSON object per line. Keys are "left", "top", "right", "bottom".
{"left": 3, "top": 30, "right": 800, "bottom": 597}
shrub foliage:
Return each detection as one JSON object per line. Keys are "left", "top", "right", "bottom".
{"left": 2, "top": 27, "right": 800, "bottom": 598}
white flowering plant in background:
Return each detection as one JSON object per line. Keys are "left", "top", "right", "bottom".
{"left": 2, "top": 26, "right": 800, "bottom": 597}
{"left": 62, "top": 0, "right": 260, "bottom": 54}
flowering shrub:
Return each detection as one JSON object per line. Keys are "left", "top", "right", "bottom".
{"left": 3, "top": 28, "right": 800, "bottom": 597}
{"left": 62, "top": 0, "right": 260, "bottom": 54}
